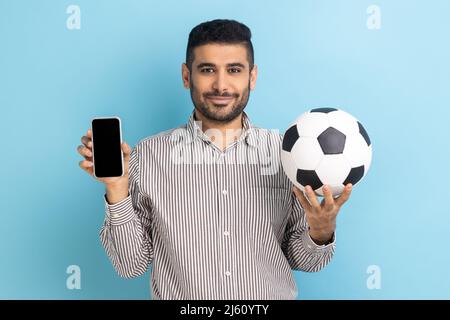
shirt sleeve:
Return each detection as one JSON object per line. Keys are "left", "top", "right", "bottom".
{"left": 99, "top": 143, "right": 154, "bottom": 279}
{"left": 281, "top": 190, "right": 336, "bottom": 272}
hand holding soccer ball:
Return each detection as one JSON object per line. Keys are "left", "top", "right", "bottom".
{"left": 281, "top": 107, "right": 372, "bottom": 243}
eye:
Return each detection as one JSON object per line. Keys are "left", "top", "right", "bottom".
{"left": 228, "top": 68, "right": 241, "bottom": 74}
{"left": 200, "top": 68, "right": 215, "bottom": 73}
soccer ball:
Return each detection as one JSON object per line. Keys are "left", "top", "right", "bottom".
{"left": 281, "top": 107, "right": 372, "bottom": 197}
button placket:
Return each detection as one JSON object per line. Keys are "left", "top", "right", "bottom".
{"left": 217, "top": 153, "right": 232, "bottom": 297}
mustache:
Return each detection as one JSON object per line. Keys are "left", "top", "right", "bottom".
{"left": 203, "top": 91, "right": 239, "bottom": 98}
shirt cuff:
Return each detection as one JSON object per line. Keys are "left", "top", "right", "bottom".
{"left": 103, "top": 193, "right": 136, "bottom": 226}
{"left": 301, "top": 229, "right": 336, "bottom": 253}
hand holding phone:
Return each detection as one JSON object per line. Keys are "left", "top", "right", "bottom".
{"left": 77, "top": 117, "right": 131, "bottom": 188}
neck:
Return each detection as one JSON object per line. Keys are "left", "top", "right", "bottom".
{"left": 194, "top": 109, "right": 244, "bottom": 151}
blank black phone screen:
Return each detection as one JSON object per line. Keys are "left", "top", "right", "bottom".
{"left": 92, "top": 118, "right": 123, "bottom": 178}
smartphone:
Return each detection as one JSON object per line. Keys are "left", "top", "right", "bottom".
{"left": 91, "top": 116, "right": 124, "bottom": 178}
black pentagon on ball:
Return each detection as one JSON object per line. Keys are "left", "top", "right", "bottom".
{"left": 282, "top": 125, "right": 299, "bottom": 152}
{"left": 358, "top": 121, "right": 371, "bottom": 146}
{"left": 317, "top": 127, "right": 346, "bottom": 154}
{"left": 310, "top": 107, "right": 338, "bottom": 113}
{"left": 296, "top": 169, "right": 323, "bottom": 190}
{"left": 343, "top": 165, "right": 365, "bottom": 186}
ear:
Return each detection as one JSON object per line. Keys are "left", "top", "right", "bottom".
{"left": 182, "top": 63, "right": 190, "bottom": 89}
{"left": 250, "top": 64, "right": 258, "bottom": 91}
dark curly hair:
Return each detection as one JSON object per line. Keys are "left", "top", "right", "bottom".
{"left": 186, "top": 19, "right": 254, "bottom": 71}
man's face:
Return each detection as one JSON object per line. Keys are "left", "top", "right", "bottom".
{"left": 182, "top": 43, "right": 257, "bottom": 123}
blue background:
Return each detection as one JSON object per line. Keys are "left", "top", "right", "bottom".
{"left": 1, "top": 0, "right": 449, "bottom": 299}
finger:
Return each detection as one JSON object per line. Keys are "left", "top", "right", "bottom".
{"left": 81, "top": 135, "right": 92, "bottom": 148}
{"left": 87, "top": 128, "right": 92, "bottom": 138}
{"left": 79, "top": 159, "right": 93, "bottom": 171}
{"left": 292, "top": 186, "right": 312, "bottom": 212}
{"left": 305, "top": 185, "right": 321, "bottom": 210}
{"left": 322, "top": 185, "right": 334, "bottom": 210}
{"left": 122, "top": 142, "right": 131, "bottom": 158}
{"left": 77, "top": 145, "right": 92, "bottom": 158}
{"left": 335, "top": 183, "right": 352, "bottom": 207}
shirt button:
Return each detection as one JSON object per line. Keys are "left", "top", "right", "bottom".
{"left": 222, "top": 189, "right": 228, "bottom": 195}
{"left": 112, "top": 213, "right": 120, "bottom": 218}
{"left": 225, "top": 271, "right": 231, "bottom": 277}
{"left": 224, "top": 231, "right": 230, "bottom": 236}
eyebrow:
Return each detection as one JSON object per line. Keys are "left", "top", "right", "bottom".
{"left": 196, "top": 62, "right": 246, "bottom": 69}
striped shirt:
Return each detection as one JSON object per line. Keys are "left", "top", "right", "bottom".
{"left": 100, "top": 110, "right": 335, "bottom": 300}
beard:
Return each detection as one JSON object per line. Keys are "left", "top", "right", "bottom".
{"left": 189, "top": 80, "right": 251, "bottom": 124}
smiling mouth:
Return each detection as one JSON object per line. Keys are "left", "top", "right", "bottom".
{"left": 207, "top": 96, "right": 234, "bottom": 105}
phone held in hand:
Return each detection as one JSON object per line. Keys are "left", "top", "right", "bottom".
{"left": 91, "top": 116, "right": 124, "bottom": 178}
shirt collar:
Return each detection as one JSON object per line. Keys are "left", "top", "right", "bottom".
{"left": 186, "top": 110, "right": 258, "bottom": 148}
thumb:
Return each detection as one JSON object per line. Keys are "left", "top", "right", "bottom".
{"left": 122, "top": 142, "right": 131, "bottom": 160}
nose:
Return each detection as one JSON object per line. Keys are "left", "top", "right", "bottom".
{"left": 212, "top": 69, "right": 229, "bottom": 94}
